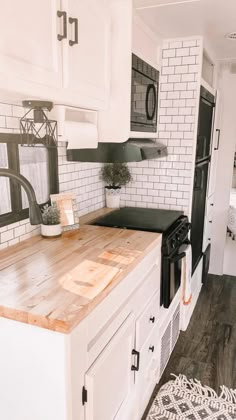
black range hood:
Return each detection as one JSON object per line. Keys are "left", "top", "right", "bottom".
{"left": 66, "top": 139, "right": 167, "bottom": 163}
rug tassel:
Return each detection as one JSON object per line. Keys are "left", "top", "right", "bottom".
{"left": 171, "top": 374, "right": 236, "bottom": 406}
{"left": 220, "top": 385, "right": 236, "bottom": 404}
{"left": 170, "top": 374, "right": 218, "bottom": 398}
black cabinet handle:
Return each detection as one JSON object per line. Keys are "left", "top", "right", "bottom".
{"left": 131, "top": 349, "right": 140, "bottom": 371}
{"left": 57, "top": 11, "right": 67, "bottom": 41}
{"left": 69, "top": 17, "right": 78, "bottom": 46}
{"left": 149, "top": 345, "right": 155, "bottom": 352}
{"left": 149, "top": 316, "right": 155, "bottom": 323}
{"left": 214, "top": 129, "right": 220, "bottom": 151}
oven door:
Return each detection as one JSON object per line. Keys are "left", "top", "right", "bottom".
{"left": 131, "top": 68, "right": 158, "bottom": 132}
{"left": 161, "top": 245, "right": 187, "bottom": 308}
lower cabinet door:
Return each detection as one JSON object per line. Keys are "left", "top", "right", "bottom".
{"left": 84, "top": 313, "right": 135, "bottom": 420}
{"left": 137, "top": 326, "right": 160, "bottom": 418}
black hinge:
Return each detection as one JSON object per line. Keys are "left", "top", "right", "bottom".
{"left": 82, "top": 386, "right": 87, "bottom": 405}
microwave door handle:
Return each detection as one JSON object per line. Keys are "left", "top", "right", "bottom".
{"left": 145, "top": 84, "right": 157, "bottom": 120}
{"left": 170, "top": 252, "right": 186, "bottom": 263}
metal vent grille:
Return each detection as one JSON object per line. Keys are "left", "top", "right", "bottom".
{"left": 160, "top": 321, "right": 171, "bottom": 376}
{"left": 226, "top": 32, "right": 236, "bottom": 40}
{"left": 171, "top": 305, "right": 180, "bottom": 350}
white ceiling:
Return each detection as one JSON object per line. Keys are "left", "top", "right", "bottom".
{"left": 134, "top": 0, "right": 236, "bottom": 61}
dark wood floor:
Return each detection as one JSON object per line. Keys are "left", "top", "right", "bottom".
{"left": 142, "top": 274, "right": 236, "bottom": 419}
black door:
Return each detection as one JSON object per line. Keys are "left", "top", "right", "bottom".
{"left": 191, "top": 161, "right": 209, "bottom": 273}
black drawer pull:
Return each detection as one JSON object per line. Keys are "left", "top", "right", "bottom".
{"left": 131, "top": 349, "right": 140, "bottom": 371}
{"left": 149, "top": 316, "right": 155, "bottom": 323}
{"left": 57, "top": 11, "right": 67, "bottom": 41}
{"left": 149, "top": 345, "right": 155, "bottom": 352}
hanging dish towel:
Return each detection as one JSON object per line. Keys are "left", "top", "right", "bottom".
{"left": 181, "top": 245, "right": 192, "bottom": 305}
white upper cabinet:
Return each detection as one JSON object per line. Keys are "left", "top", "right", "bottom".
{"left": 132, "top": 13, "right": 161, "bottom": 70}
{"left": 98, "top": 0, "right": 133, "bottom": 142}
{"left": 0, "top": 0, "right": 110, "bottom": 110}
{"left": 0, "top": 0, "right": 62, "bottom": 89}
{"left": 62, "top": 0, "right": 110, "bottom": 110}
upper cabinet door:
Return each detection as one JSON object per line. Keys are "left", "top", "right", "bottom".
{"left": 62, "top": 0, "right": 110, "bottom": 110}
{"left": 0, "top": 0, "right": 63, "bottom": 89}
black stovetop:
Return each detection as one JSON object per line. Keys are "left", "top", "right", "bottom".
{"left": 91, "top": 207, "right": 183, "bottom": 233}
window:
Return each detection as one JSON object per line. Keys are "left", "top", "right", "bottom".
{"left": 0, "top": 134, "right": 58, "bottom": 227}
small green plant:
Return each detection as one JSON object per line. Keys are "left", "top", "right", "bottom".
{"left": 41, "top": 203, "right": 61, "bottom": 225}
{"left": 100, "top": 163, "right": 132, "bottom": 189}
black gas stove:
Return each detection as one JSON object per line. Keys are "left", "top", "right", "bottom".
{"left": 91, "top": 207, "right": 191, "bottom": 308}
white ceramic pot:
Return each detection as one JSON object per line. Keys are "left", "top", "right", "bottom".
{"left": 41, "top": 224, "right": 62, "bottom": 238}
{"left": 105, "top": 187, "right": 121, "bottom": 208}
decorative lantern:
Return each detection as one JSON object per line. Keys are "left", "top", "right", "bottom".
{"left": 20, "top": 100, "right": 57, "bottom": 147}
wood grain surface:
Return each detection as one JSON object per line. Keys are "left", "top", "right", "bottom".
{"left": 0, "top": 225, "right": 161, "bottom": 333}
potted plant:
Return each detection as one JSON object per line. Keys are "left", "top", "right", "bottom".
{"left": 41, "top": 202, "right": 62, "bottom": 238}
{"left": 100, "top": 163, "right": 132, "bottom": 208}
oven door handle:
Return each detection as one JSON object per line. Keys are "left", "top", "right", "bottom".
{"left": 169, "top": 252, "right": 186, "bottom": 263}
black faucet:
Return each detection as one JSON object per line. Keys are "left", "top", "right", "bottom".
{"left": 0, "top": 168, "right": 42, "bottom": 225}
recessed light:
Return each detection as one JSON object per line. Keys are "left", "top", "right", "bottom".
{"left": 226, "top": 32, "right": 236, "bottom": 40}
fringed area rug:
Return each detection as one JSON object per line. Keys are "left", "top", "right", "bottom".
{"left": 146, "top": 375, "right": 236, "bottom": 420}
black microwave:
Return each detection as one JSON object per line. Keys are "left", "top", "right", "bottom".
{"left": 131, "top": 54, "right": 159, "bottom": 133}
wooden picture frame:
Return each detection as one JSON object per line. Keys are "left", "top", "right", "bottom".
{"left": 50, "top": 193, "right": 79, "bottom": 231}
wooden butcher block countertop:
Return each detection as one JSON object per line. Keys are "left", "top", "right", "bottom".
{"left": 0, "top": 225, "right": 161, "bottom": 333}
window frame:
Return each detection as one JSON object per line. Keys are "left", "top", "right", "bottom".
{"left": 0, "top": 133, "right": 59, "bottom": 228}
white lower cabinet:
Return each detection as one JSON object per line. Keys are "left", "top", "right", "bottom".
{"left": 0, "top": 240, "right": 181, "bottom": 420}
{"left": 135, "top": 291, "right": 160, "bottom": 417}
{"left": 84, "top": 313, "right": 135, "bottom": 420}
{"left": 137, "top": 327, "right": 160, "bottom": 417}
{"left": 70, "top": 243, "right": 169, "bottom": 420}
{"left": 83, "top": 291, "right": 161, "bottom": 420}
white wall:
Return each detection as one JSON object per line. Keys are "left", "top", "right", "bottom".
{"left": 210, "top": 69, "right": 236, "bottom": 275}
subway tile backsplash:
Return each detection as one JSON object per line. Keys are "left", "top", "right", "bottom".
{"left": 0, "top": 103, "right": 105, "bottom": 249}
{"left": 0, "top": 37, "right": 201, "bottom": 249}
